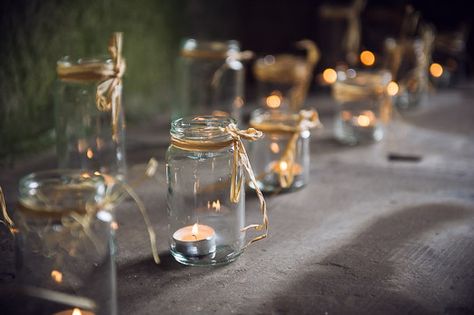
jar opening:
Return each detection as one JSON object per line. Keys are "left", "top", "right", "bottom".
{"left": 181, "top": 39, "right": 241, "bottom": 59}
{"left": 250, "top": 109, "right": 300, "bottom": 129}
{"left": 171, "top": 115, "right": 235, "bottom": 142}
{"left": 18, "top": 170, "right": 108, "bottom": 216}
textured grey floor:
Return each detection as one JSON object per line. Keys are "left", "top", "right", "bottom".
{"left": 1, "top": 86, "right": 474, "bottom": 314}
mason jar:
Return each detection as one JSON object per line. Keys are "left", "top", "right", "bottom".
{"left": 249, "top": 109, "right": 317, "bottom": 192}
{"left": 166, "top": 116, "right": 267, "bottom": 266}
{"left": 14, "top": 170, "right": 117, "bottom": 315}
{"left": 332, "top": 69, "right": 392, "bottom": 145}
{"left": 55, "top": 56, "right": 126, "bottom": 180}
{"left": 174, "top": 39, "right": 245, "bottom": 122}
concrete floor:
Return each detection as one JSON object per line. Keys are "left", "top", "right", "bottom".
{"left": 1, "top": 85, "right": 474, "bottom": 314}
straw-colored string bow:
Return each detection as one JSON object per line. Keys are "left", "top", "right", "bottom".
{"left": 223, "top": 124, "right": 269, "bottom": 246}
{"left": 96, "top": 32, "right": 126, "bottom": 142}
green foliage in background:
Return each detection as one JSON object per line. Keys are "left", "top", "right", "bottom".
{"left": 0, "top": 0, "right": 183, "bottom": 162}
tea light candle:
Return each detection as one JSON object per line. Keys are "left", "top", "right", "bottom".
{"left": 269, "top": 160, "right": 303, "bottom": 176}
{"left": 173, "top": 223, "right": 216, "bottom": 256}
{"left": 342, "top": 110, "right": 376, "bottom": 128}
{"left": 54, "top": 308, "right": 95, "bottom": 315}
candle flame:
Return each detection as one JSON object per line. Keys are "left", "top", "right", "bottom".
{"left": 430, "top": 63, "right": 443, "bottom": 78}
{"left": 357, "top": 114, "right": 371, "bottom": 127}
{"left": 111, "top": 221, "right": 119, "bottom": 230}
{"left": 266, "top": 93, "right": 282, "bottom": 109}
{"left": 387, "top": 81, "right": 399, "bottom": 96}
{"left": 86, "top": 148, "right": 94, "bottom": 159}
{"left": 322, "top": 68, "right": 337, "bottom": 84}
{"left": 279, "top": 161, "right": 288, "bottom": 172}
{"left": 51, "top": 270, "right": 63, "bottom": 283}
{"left": 72, "top": 308, "right": 82, "bottom": 315}
{"left": 360, "top": 50, "right": 375, "bottom": 66}
{"left": 192, "top": 223, "right": 199, "bottom": 236}
{"left": 270, "top": 142, "right": 280, "bottom": 154}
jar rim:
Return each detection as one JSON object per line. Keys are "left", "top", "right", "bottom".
{"left": 250, "top": 109, "right": 300, "bottom": 128}
{"left": 18, "top": 169, "right": 109, "bottom": 215}
{"left": 180, "top": 38, "right": 241, "bottom": 59}
{"left": 171, "top": 115, "right": 236, "bottom": 142}
{"left": 57, "top": 55, "right": 113, "bottom": 67}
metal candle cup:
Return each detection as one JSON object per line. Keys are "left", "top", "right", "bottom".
{"left": 173, "top": 223, "right": 216, "bottom": 256}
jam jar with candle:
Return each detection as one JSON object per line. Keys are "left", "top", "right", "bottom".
{"left": 248, "top": 109, "right": 321, "bottom": 192}
{"left": 55, "top": 33, "right": 127, "bottom": 180}
{"left": 332, "top": 69, "right": 392, "bottom": 145}
{"left": 13, "top": 170, "right": 117, "bottom": 315}
{"left": 166, "top": 116, "right": 268, "bottom": 266}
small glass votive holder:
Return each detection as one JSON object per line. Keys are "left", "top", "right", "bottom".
{"left": 332, "top": 69, "right": 392, "bottom": 145}
{"left": 166, "top": 116, "right": 267, "bottom": 266}
{"left": 14, "top": 170, "right": 117, "bottom": 315}
{"left": 248, "top": 109, "right": 319, "bottom": 192}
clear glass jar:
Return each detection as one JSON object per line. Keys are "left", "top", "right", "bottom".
{"left": 55, "top": 56, "right": 127, "bottom": 180}
{"left": 384, "top": 37, "right": 431, "bottom": 110}
{"left": 175, "top": 39, "right": 245, "bottom": 122}
{"left": 332, "top": 69, "right": 392, "bottom": 145}
{"left": 14, "top": 170, "right": 117, "bottom": 315}
{"left": 166, "top": 116, "right": 265, "bottom": 266}
{"left": 248, "top": 110, "right": 312, "bottom": 192}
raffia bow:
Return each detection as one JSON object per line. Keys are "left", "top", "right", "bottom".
{"left": 57, "top": 32, "right": 126, "bottom": 142}
{"left": 251, "top": 109, "right": 321, "bottom": 188}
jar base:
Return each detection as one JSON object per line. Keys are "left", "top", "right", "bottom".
{"left": 171, "top": 245, "right": 242, "bottom": 266}
{"left": 249, "top": 179, "right": 306, "bottom": 194}
{"left": 334, "top": 120, "right": 384, "bottom": 145}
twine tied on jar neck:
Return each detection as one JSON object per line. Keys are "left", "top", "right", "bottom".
{"left": 170, "top": 124, "right": 269, "bottom": 247}
{"left": 57, "top": 32, "right": 126, "bottom": 142}
{"left": 250, "top": 109, "right": 322, "bottom": 189}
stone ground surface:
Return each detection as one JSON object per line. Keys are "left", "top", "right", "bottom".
{"left": 1, "top": 85, "right": 474, "bottom": 314}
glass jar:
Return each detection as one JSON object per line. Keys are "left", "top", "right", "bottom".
{"left": 249, "top": 109, "right": 318, "bottom": 192}
{"left": 14, "top": 170, "right": 117, "bottom": 315}
{"left": 55, "top": 56, "right": 126, "bottom": 180}
{"left": 332, "top": 69, "right": 392, "bottom": 145}
{"left": 384, "top": 34, "right": 433, "bottom": 110}
{"left": 175, "top": 39, "right": 245, "bottom": 122}
{"left": 166, "top": 116, "right": 267, "bottom": 266}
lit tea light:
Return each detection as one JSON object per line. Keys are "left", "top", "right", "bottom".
{"left": 342, "top": 110, "right": 376, "bottom": 128}
{"left": 270, "top": 161, "right": 303, "bottom": 176}
{"left": 322, "top": 68, "right": 337, "bottom": 84}
{"left": 51, "top": 270, "right": 63, "bottom": 283}
{"left": 387, "top": 81, "right": 399, "bottom": 96}
{"left": 360, "top": 50, "right": 375, "bottom": 66}
{"left": 86, "top": 148, "right": 94, "bottom": 159}
{"left": 53, "top": 308, "right": 95, "bottom": 315}
{"left": 173, "top": 223, "right": 216, "bottom": 256}
{"left": 430, "top": 63, "right": 443, "bottom": 78}
{"left": 266, "top": 93, "right": 282, "bottom": 109}
{"left": 270, "top": 142, "right": 280, "bottom": 154}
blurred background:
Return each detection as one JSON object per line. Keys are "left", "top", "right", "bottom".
{"left": 1, "top": 0, "right": 472, "bottom": 163}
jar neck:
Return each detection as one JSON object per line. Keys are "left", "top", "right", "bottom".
{"left": 171, "top": 116, "right": 235, "bottom": 143}
{"left": 180, "top": 39, "right": 241, "bottom": 60}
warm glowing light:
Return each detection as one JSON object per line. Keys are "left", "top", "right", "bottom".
{"left": 81, "top": 173, "right": 91, "bottom": 179}
{"left": 208, "top": 200, "right": 221, "bottom": 212}
{"left": 233, "top": 96, "right": 244, "bottom": 108}
{"left": 211, "top": 110, "right": 229, "bottom": 117}
{"left": 356, "top": 115, "right": 371, "bottom": 127}
{"left": 279, "top": 161, "right": 288, "bottom": 172}
{"left": 93, "top": 171, "right": 101, "bottom": 176}
{"left": 430, "top": 63, "right": 443, "bottom": 78}
{"left": 192, "top": 223, "right": 199, "bottom": 236}
{"left": 51, "top": 270, "right": 63, "bottom": 283}
{"left": 387, "top": 81, "right": 399, "bottom": 96}
{"left": 111, "top": 221, "right": 119, "bottom": 230}
{"left": 360, "top": 50, "right": 375, "bottom": 66}
{"left": 270, "top": 142, "right": 280, "bottom": 154}
{"left": 86, "top": 148, "right": 94, "bottom": 159}
{"left": 266, "top": 94, "right": 282, "bottom": 109}
{"left": 322, "top": 68, "right": 337, "bottom": 84}
{"left": 72, "top": 308, "right": 82, "bottom": 315}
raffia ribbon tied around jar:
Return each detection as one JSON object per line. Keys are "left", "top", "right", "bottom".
{"left": 251, "top": 109, "right": 322, "bottom": 188}
{"left": 170, "top": 124, "right": 269, "bottom": 247}
{"left": 57, "top": 32, "right": 126, "bottom": 142}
